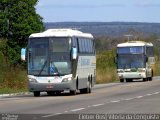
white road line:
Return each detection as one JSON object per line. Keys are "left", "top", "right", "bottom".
{"left": 136, "top": 96, "right": 143, "bottom": 99}
{"left": 71, "top": 108, "right": 85, "bottom": 112}
{"left": 146, "top": 93, "right": 152, "bottom": 96}
{"left": 42, "top": 113, "right": 62, "bottom": 118}
{"left": 110, "top": 100, "right": 121, "bottom": 103}
{"left": 92, "top": 104, "right": 104, "bottom": 107}
{"left": 124, "top": 98, "right": 134, "bottom": 101}
{"left": 153, "top": 92, "right": 159, "bottom": 95}
{"left": 42, "top": 90, "right": 160, "bottom": 118}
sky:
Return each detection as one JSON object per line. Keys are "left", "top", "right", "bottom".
{"left": 36, "top": 0, "right": 160, "bottom": 23}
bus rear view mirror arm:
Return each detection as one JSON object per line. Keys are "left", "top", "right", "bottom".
{"left": 146, "top": 56, "right": 148, "bottom": 62}
{"left": 114, "top": 57, "right": 117, "bottom": 64}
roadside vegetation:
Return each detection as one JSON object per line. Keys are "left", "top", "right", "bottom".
{"left": 96, "top": 50, "right": 117, "bottom": 84}
{"left": 0, "top": 0, "right": 44, "bottom": 94}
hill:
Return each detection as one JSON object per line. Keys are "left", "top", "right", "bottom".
{"left": 45, "top": 22, "right": 160, "bottom": 37}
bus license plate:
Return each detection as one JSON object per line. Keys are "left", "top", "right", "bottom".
{"left": 46, "top": 85, "right": 53, "bottom": 89}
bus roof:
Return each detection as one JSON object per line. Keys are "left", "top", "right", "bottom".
{"left": 117, "top": 41, "right": 153, "bottom": 47}
{"left": 29, "top": 29, "right": 93, "bottom": 38}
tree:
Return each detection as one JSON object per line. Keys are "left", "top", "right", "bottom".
{"left": 0, "top": 0, "right": 44, "bottom": 66}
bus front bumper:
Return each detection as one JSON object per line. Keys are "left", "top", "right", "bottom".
{"left": 28, "top": 81, "right": 75, "bottom": 92}
{"left": 118, "top": 72, "right": 146, "bottom": 79}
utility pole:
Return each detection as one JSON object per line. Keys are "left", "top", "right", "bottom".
{"left": 124, "top": 34, "right": 133, "bottom": 42}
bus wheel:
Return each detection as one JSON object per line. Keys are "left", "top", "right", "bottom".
{"left": 80, "top": 89, "right": 85, "bottom": 94}
{"left": 34, "top": 91, "right": 40, "bottom": 97}
{"left": 70, "top": 90, "right": 76, "bottom": 95}
{"left": 120, "top": 79, "right": 124, "bottom": 82}
{"left": 55, "top": 91, "right": 61, "bottom": 96}
{"left": 126, "top": 79, "right": 132, "bottom": 82}
{"left": 47, "top": 91, "right": 55, "bottom": 96}
{"left": 86, "top": 81, "right": 92, "bottom": 94}
{"left": 149, "top": 71, "right": 153, "bottom": 81}
{"left": 143, "top": 78, "right": 147, "bottom": 82}
{"left": 80, "top": 81, "right": 91, "bottom": 94}
{"left": 149, "top": 77, "right": 152, "bottom": 81}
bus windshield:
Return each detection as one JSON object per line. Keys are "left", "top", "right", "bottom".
{"left": 117, "top": 54, "right": 145, "bottom": 69}
{"left": 117, "top": 46, "right": 144, "bottom": 54}
{"left": 28, "top": 37, "right": 71, "bottom": 76}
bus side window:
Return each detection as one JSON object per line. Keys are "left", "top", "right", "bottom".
{"left": 146, "top": 46, "right": 154, "bottom": 57}
{"left": 78, "top": 38, "right": 83, "bottom": 53}
{"left": 72, "top": 38, "right": 78, "bottom": 50}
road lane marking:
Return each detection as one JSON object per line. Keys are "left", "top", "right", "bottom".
{"left": 153, "top": 92, "right": 159, "bottom": 95}
{"left": 146, "top": 93, "right": 152, "bottom": 96}
{"left": 92, "top": 104, "right": 104, "bottom": 107}
{"left": 136, "top": 96, "right": 143, "bottom": 99}
{"left": 110, "top": 100, "right": 121, "bottom": 103}
{"left": 124, "top": 98, "right": 134, "bottom": 101}
{"left": 71, "top": 108, "right": 85, "bottom": 112}
{"left": 42, "top": 113, "right": 62, "bottom": 118}
{"left": 41, "top": 90, "right": 160, "bottom": 118}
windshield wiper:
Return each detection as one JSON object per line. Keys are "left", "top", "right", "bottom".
{"left": 51, "top": 62, "right": 61, "bottom": 76}
{"left": 38, "top": 60, "right": 47, "bottom": 76}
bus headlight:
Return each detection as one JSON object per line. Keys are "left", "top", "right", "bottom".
{"left": 118, "top": 70, "right": 124, "bottom": 73}
{"left": 29, "top": 78, "right": 38, "bottom": 83}
{"left": 138, "top": 69, "right": 146, "bottom": 72}
{"left": 62, "top": 77, "right": 72, "bottom": 82}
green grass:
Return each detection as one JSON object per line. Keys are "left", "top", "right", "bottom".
{"left": 96, "top": 50, "right": 118, "bottom": 84}
{"left": 0, "top": 88, "right": 28, "bottom": 94}
{"left": 153, "top": 57, "right": 160, "bottom": 76}
{"left": 0, "top": 53, "right": 28, "bottom": 94}
{"left": 0, "top": 67, "right": 28, "bottom": 94}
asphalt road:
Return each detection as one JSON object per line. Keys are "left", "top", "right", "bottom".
{"left": 0, "top": 77, "right": 160, "bottom": 120}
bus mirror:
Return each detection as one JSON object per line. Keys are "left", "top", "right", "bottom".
{"left": 21, "top": 48, "right": 26, "bottom": 61}
{"left": 146, "top": 57, "right": 148, "bottom": 62}
{"left": 72, "top": 47, "right": 77, "bottom": 60}
{"left": 114, "top": 57, "right": 117, "bottom": 64}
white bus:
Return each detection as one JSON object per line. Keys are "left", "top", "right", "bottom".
{"left": 21, "top": 29, "right": 96, "bottom": 96}
{"left": 116, "top": 41, "right": 155, "bottom": 82}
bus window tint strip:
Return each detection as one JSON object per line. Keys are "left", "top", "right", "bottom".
{"left": 78, "top": 38, "right": 95, "bottom": 54}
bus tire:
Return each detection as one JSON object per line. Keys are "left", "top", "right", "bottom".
{"left": 47, "top": 91, "right": 55, "bottom": 96}
{"left": 149, "top": 76, "right": 152, "bottom": 81}
{"left": 149, "top": 77, "right": 152, "bottom": 81}
{"left": 120, "top": 79, "right": 124, "bottom": 82}
{"left": 80, "top": 89, "right": 85, "bottom": 94}
{"left": 80, "top": 80, "right": 91, "bottom": 94}
{"left": 143, "top": 78, "right": 147, "bottom": 82}
{"left": 34, "top": 91, "right": 40, "bottom": 97}
{"left": 86, "top": 80, "right": 92, "bottom": 94}
{"left": 149, "top": 70, "right": 153, "bottom": 81}
{"left": 126, "top": 79, "right": 132, "bottom": 82}
{"left": 70, "top": 79, "right": 77, "bottom": 95}
{"left": 70, "top": 90, "right": 76, "bottom": 95}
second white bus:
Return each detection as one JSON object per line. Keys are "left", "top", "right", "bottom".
{"left": 116, "top": 41, "right": 155, "bottom": 82}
